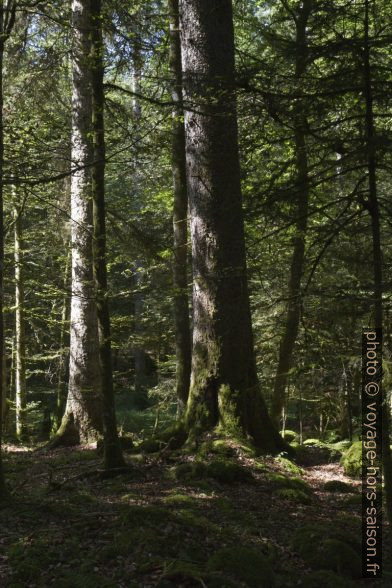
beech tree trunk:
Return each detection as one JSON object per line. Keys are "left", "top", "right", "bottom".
{"left": 91, "top": 0, "right": 124, "bottom": 469}
{"left": 179, "top": 0, "right": 285, "bottom": 452}
{"left": 271, "top": 1, "right": 311, "bottom": 428}
{"left": 55, "top": 0, "right": 102, "bottom": 445}
{"left": 13, "top": 189, "right": 27, "bottom": 440}
{"left": 168, "top": 0, "right": 191, "bottom": 413}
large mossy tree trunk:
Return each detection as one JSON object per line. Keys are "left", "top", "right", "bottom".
{"left": 179, "top": 0, "right": 286, "bottom": 452}
{"left": 55, "top": 0, "right": 102, "bottom": 445}
{"left": 91, "top": 0, "right": 124, "bottom": 469}
{"left": 271, "top": 1, "right": 311, "bottom": 428}
{"left": 13, "top": 188, "right": 27, "bottom": 440}
{"left": 363, "top": 0, "right": 392, "bottom": 524}
{"left": 168, "top": 0, "right": 191, "bottom": 413}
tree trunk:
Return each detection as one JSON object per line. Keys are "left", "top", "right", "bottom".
{"left": 363, "top": 0, "right": 392, "bottom": 524}
{"left": 91, "top": 0, "right": 124, "bottom": 469}
{"left": 179, "top": 0, "right": 286, "bottom": 452}
{"left": 55, "top": 0, "right": 102, "bottom": 445}
{"left": 13, "top": 188, "right": 27, "bottom": 440}
{"left": 131, "top": 40, "right": 148, "bottom": 406}
{"left": 271, "top": 1, "right": 311, "bottom": 428}
{"left": 0, "top": 0, "right": 16, "bottom": 499}
{"left": 0, "top": 32, "right": 5, "bottom": 499}
{"left": 168, "top": 0, "right": 191, "bottom": 413}
{"left": 56, "top": 250, "right": 70, "bottom": 429}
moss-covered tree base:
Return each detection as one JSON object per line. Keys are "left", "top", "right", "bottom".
{"left": 183, "top": 381, "right": 291, "bottom": 457}
{"left": 48, "top": 418, "right": 79, "bottom": 448}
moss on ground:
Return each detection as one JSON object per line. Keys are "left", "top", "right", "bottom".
{"left": 163, "top": 492, "right": 199, "bottom": 506}
{"left": 168, "top": 457, "right": 254, "bottom": 484}
{"left": 323, "top": 480, "right": 356, "bottom": 493}
{"left": 275, "top": 487, "right": 311, "bottom": 504}
{"left": 159, "top": 560, "right": 206, "bottom": 584}
{"left": 279, "top": 430, "right": 298, "bottom": 443}
{"left": 198, "top": 438, "right": 236, "bottom": 458}
{"left": 340, "top": 441, "right": 362, "bottom": 478}
{"left": 275, "top": 456, "right": 304, "bottom": 475}
{"left": 266, "top": 472, "right": 312, "bottom": 495}
{"left": 295, "top": 440, "right": 342, "bottom": 466}
{"left": 342, "top": 493, "right": 362, "bottom": 506}
{"left": 137, "top": 438, "right": 162, "bottom": 453}
{"left": 302, "top": 570, "right": 354, "bottom": 587}
{"left": 207, "top": 546, "right": 275, "bottom": 587}
{"left": 291, "top": 524, "right": 361, "bottom": 578}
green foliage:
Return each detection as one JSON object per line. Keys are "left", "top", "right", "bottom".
{"left": 207, "top": 547, "right": 275, "bottom": 587}
{"left": 341, "top": 441, "right": 362, "bottom": 478}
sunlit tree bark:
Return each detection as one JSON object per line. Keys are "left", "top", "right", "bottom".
{"left": 55, "top": 0, "right": 102, "bottom": 445}
{"left": 13, "top": 188, "right": 27, "bottom": 440}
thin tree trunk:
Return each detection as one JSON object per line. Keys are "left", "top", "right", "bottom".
{"left": 1, "top": 337, "right": 6, "bottom": 427}
{"left": 168, "top": 0, "right": 191, "bottom": 413}
{"left": 0, "top": 28, "right": 5, "bottom": 499}
{"left": 180, "top": 0, "right": 286, "bottom": 452}
{"left": 128, "top": 37, "right": 147, "bottom": 404}
{"left": 56, "top": 250, "right": 70, "bottom": 428}
{"left": 271, "top": 1, "right": 311, "bottom": 428}
{"left": 13, "top": 188, "right": 27, "bottom": 440}
{"left": 0, "top": 0, "right": 16, "bottom": 500}
{"left": 55, "top": 0, "right": 102, "bottom": 445}
{"left": 363, "top": 0, "right": 392, "bottom": 524}
{"left": 91, "top": 0, "right": 124, "bottom": 469}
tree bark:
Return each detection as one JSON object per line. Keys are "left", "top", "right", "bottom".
{"left": 130, "top": 39, "right": 148, "bottom": 406}
{"left": 168, "top": 0, "right": 191, "bottom": 413}
{"left": 13, "top": 188, "right": 27, "bottom": 440}
{"left": 179, "top": 0, "right": 286, "bottom": 452}
{"left": 0, "top": 0, "right": 16, "bottom": 499}
{"left": 91, "top": 0, "right": 124, "bottom": 469}
{"left": 56, "top": 250, "right": 70, "bottom": 428}
{"left": 0, "top": 18, "right": 5, "bottom": 498}
{"left": 271, "top": 1, "right": 311, "bottom": 428}
{"left": 55, "top": 0, "right": 102, "bottom": 445}
{"left": 363, "top": 0, "right": 392, "bottom": 524}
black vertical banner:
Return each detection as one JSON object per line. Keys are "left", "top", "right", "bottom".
{"left": 362, "top": 328, "right": 382, "bottom": 578}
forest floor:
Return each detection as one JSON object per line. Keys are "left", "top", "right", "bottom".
{"left": 0, "top": 440, "right": 390, "bottom": 587}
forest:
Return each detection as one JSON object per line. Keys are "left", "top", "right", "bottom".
{"left": 0, "top": 0, "right": 390, "bottom": 586}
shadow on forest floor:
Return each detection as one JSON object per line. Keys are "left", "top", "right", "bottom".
{"left": 0, "top": 441, "right": 390, "bottom": 587}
